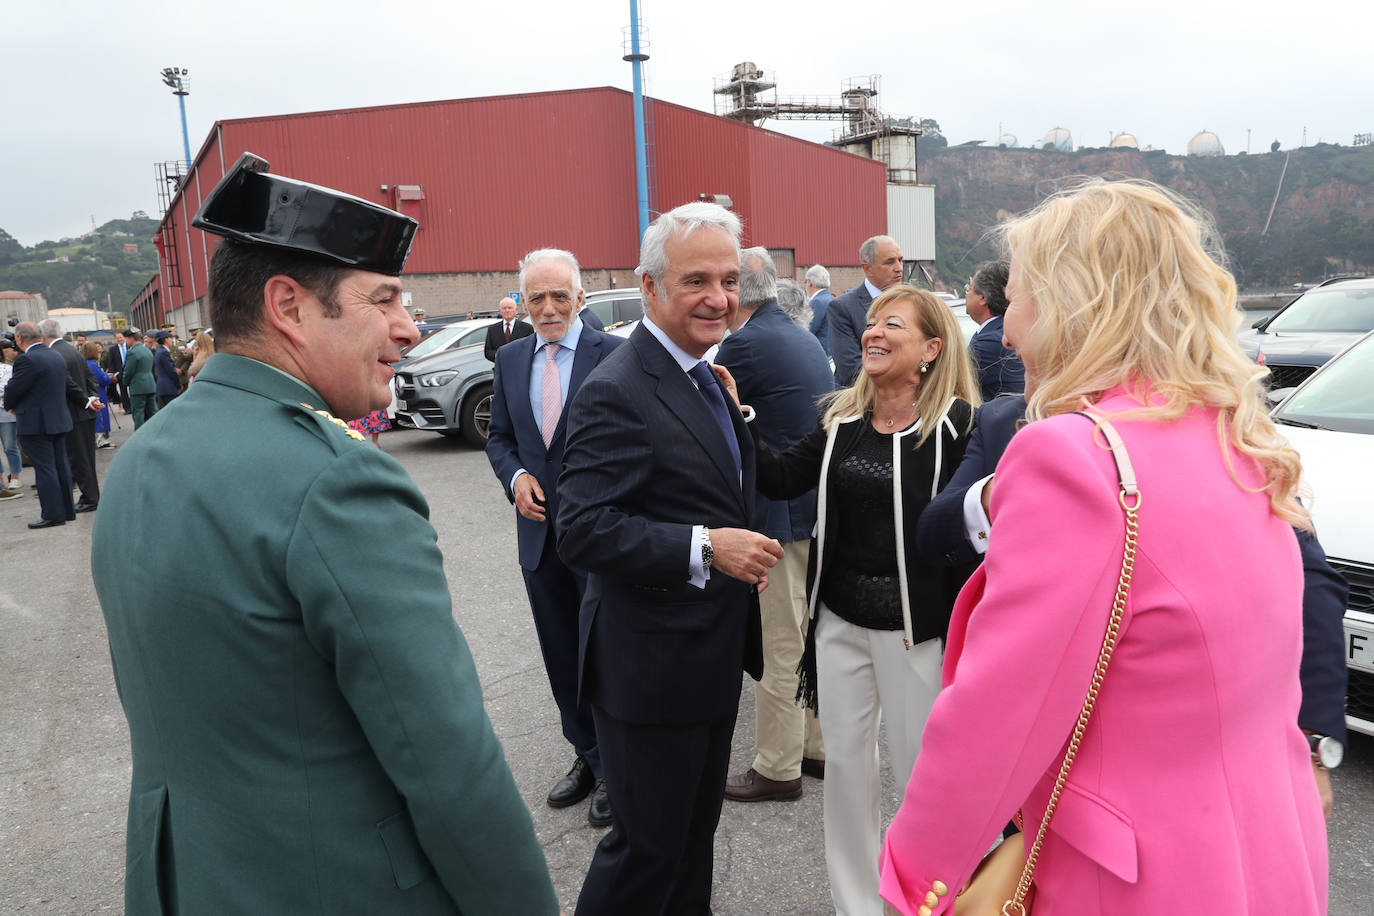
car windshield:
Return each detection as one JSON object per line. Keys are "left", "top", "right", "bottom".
{"left": 1273, "top": 333, "right": 1374, "bottom": 434}
{"left": 403, "top": 324, "right": 473, "bottom": 360}
{"left": 1267, "top": 286, "right": 1374, "bottom": 333}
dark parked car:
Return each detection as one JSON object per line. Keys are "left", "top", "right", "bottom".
{"left": 1236, "top": 276, "right": 1374, "bottom": 389}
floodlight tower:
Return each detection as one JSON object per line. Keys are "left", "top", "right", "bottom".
{"left": 624, "top": 2, "right": 650, "bottom": 241}
{"left": 160, "top": 66, "right": 193, "bottom": 166}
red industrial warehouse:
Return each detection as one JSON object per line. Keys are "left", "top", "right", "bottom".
{"left": 132, "top": 87, "right": 899, "bottom": 333}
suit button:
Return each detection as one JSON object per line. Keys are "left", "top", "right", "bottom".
{"left": 932, "top": 881, "right": 949, "bottom": 896}
{"left": 925, "top": 891, "right": 939, "bottom": 906}
{"left": 918, "top": 907, "right": 932, "bottom": 916}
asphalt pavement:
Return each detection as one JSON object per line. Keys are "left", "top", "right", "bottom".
{"left": 2, "top": 420, "right": 1370, "bottom": 914}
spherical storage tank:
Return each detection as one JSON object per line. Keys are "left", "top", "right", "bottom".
{"left": 1109, "top": 132, "right": 1139, "bottom": 149}
{"left": 1041, "top": 127, "right": 1072, "bottom": 151}
{"left": 1187, "top": 130, "right": 1225, "bottom": 157}
{"left": 996, "top": 133, "right": 1019, "bottom": 148}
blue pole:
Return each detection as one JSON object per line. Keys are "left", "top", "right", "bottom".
{"left": 177, "top": 89, "right": 192, "bottom": 166}
{"left": 628, "top": 0, "right": 650, "bottom": 241}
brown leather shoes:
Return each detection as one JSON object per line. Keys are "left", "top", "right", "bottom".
{"left": 724, "top": 768, "right": 802, "bottom": 802}
{"left": 801, "top": 757, "right": 825, "bottom": 780}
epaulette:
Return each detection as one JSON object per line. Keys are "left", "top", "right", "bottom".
{"left": 297, "top": 401, "right": 366, "bottom": 442}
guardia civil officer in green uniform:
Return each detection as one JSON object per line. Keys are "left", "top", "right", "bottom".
{"left": 91, "top": 154, "right": 559, "bottom": 915}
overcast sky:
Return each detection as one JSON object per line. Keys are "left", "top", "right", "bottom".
{"left": 2, "top": 0, "right": 1368, "bottom": 246}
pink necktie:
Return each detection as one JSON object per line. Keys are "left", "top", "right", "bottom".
{"left": 541, "top": 343, "right": 561, "bottom": 447}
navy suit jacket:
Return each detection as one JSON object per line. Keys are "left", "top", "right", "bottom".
{"left": 808, "top": 288, "right": 833, "bottom": 356}
{"left": 485, "top": 322, "right": 623, "bottom": 570}
{"left": 154, "top": 346, "right": 181, "bottom": 399}
{"left": 50, "top": 338, "right": 100, "bottom": 421}
{"left": 715, "top": 301, "right": 833, "bottom": 543}
{"left": 828, "top": 284, "right": 874, "bottom": 387}
{"left": 3, "top": 344, "right": 75, "bottom": 437}
{"left": 969, "top": 315, "right": 1025, "bottom": 401}
{"left": 578, "top": 308, "right": 605, "bottom": 331}
{"left": 556, "top": 323, "right": 762, "bottom": 725}
{"left": 917, "top": 393, "right": 1349, "bottom": 742}
{"left": 484, "top": 319, "right": 534, "bottom": 363}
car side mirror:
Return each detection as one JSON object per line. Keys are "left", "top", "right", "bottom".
{"left": 1266, "top": 387, "right": 1295, "bottom": 409}
{"left": 1251, "top": 317, "right": 1266, "bottom": 329}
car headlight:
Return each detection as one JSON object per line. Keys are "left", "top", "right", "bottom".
{"left": 417, "top": 370, "right": 459, "bottom": 387}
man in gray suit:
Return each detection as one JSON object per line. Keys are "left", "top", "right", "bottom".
{"left": 829, "top": 235, "right": 904, "bottom": 386}
{"left": 805, "top": 264, "right": 834, "bottom": 355}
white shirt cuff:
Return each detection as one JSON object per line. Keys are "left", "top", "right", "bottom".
{"left": 962, "top": 475, "right": 994, "bottom": 556}
{"left": 510, "top": 468, "right": 529, "bottom": 494}
{"left": 689, "top": 525, "right": 709, "bottom": 588}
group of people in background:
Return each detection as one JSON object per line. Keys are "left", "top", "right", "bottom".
{"left": 0, "top": 321, "right": 214, "bottom": 526}
{"left": 79, "top": 154, "right": 1341, "bottom": 916}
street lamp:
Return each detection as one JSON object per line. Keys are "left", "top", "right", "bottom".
{"left": 160, "top": 66, "right": 193, "bottom": 167}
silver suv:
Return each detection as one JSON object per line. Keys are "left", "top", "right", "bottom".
{"left": 392, "top": 324, "right": 522, "bottom": 447}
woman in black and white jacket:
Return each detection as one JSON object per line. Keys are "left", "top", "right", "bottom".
{"left": 720, "top": 284, "right": 980, "bottom": 916}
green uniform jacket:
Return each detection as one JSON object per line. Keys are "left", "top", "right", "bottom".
{"left": 91, "top": 353, "right": 557, "bottom": 916}
{"left": 122, "top": 342, "right": 156, "bottom": 395}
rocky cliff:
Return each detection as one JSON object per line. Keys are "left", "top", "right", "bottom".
{"left": 922, "top": 143, "right": 1374, "bottom": 289}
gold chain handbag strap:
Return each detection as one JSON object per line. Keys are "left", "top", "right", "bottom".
{"left": 1002, "top": 414, "right": 1140, "bottom": 916}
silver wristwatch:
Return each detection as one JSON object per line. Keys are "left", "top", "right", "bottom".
{"left": 701, "top": 527, "right": 714, "bottom": 570}
{"left": 1306, "top": 732, "right": 1344, "bottom": 770}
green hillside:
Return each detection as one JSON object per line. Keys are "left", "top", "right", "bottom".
{"left": 921, "top": 141, "right": 1374, "bottom": 289}
{"left": 0, "top": 217, "right": 160, "bottom": 316}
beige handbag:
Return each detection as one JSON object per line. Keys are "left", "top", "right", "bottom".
{"left": 953, "top": 415, "right": 1140, "bottom": 916}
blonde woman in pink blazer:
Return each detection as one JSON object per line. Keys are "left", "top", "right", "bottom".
{"left": 878, "top": 180, "right": 1328, "bottom": 915}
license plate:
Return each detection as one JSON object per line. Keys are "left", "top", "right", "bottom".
{"left": 1346, "top": 613, "right": 1374, "bottom": 674}
{"left": 396, "top": 399, "right": 408, "bottom": 412}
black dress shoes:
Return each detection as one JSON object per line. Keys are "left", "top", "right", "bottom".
{"left": 801, "top": 757, "right": 826, "bottom": 780}
{"left": 28, "top": 518, "right": 66, "bottom": 529}
{"left": 74, "top": 502, "right": 98, "bottom": 513}
{"left": 547, "top": 756, "right": 595, "bottom": 808}
{"left": 587, "top": 779, "right": 612, "bottom": 828}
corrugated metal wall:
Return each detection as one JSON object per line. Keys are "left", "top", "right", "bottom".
{"left": 145, "top": 87, "right": 888, "bottom": 325}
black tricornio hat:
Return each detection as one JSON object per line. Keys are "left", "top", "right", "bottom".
{"left": 192, "top": 153, "right": 417, "bottom": 277}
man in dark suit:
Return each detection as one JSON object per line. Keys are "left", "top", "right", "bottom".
{"left": 805, "top": 264, "right": 834, "bottom": 356}
{"left": 2, "top": 322, "right": 75, "bottom": 528}
{"left": 717, "top": 248, "right": 833, "bottom": 803}
{"left": 558, "top": 202, "right": 784, "bottom": 914}
{"left": 103, "top": 329, "right": 129, "bottom": 411}
{"left": 153, "top": 331, "right": 181, "bottom": 406}
{"left": 42, "top": 320, "right": 102, "bottom": 511}
{"left": 484, "top": 296, "right": 534, "bottom": 362}
{"left": 829, "top": 234, "right": 904, "bottom": 386}
{"left": 918, "top": 392, "right": 1351, "bottom": 816}
{"left": 577, "top": 303, "right": 605, "bottom": 331}
{"left": 486, "top": 247, "right": 624, "bottom": 829}
{"left": 965, "top": 260, "right": 1025, "bottom": 401}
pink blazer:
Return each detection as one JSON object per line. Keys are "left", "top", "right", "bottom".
{"left": 879, "top": 389, "right": 1328, "bottom": 915}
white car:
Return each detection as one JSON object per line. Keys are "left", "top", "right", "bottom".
{"left": 1270, "top": 329, "right": 1374, "bottom": 736}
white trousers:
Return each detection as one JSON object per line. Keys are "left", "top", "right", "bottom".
{"left": 816, "top": 607, "right": 943, "bottom": 916}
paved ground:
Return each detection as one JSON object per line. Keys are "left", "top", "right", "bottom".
{"left": 2, "top": 420, "right": 1370, "bottom": 914}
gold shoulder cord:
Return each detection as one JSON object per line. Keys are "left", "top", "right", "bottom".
{"left": 299, "top": 403, "right": 366, "bottom": 441}
{"left": 1002, "top": 415, "right": 1140, "bottom": 916}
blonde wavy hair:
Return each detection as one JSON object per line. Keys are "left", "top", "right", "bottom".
{"left": 823, "top": 285, "right": 980, "bottom": 446}
{"left": 999, "top": 178, "right": 1307, "bottom": 527}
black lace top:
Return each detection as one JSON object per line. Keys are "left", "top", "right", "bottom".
{"left": 819, "top": 422, "right": 905, "bottom": 629}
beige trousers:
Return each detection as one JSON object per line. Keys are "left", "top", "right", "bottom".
{"left": 753, "top": 540, "right": 825, "bottom": 782}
